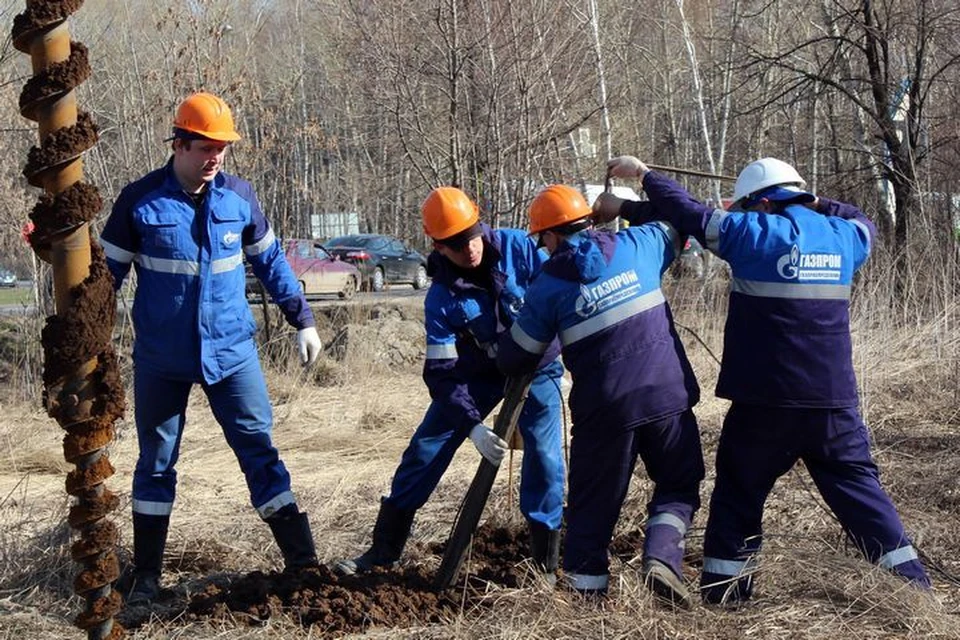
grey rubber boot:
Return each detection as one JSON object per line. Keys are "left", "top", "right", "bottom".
{"left": 126, "top": 513, "right": 169, "bottom": 605}
{"left": 529, "top": 522, "right": 561, "bottom": 585}
{"left": 267, "top": 510, "right": 319, "bottom": 570}
{"left": 643, "top": 558, "right": 693, "bottom": 609}
{"left": 333, "top": 499, "right": 415, "bottom": 576}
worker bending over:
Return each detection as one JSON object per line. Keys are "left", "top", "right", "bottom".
{"left": 499, "top": 185, "right": 704, "bottom": 607}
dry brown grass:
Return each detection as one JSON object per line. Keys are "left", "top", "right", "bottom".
{"left": 1, "top": 282, "right": 959, "bottom": 638}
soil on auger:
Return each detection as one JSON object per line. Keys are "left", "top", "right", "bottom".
{"left": 118, "top": 523, "right": 646, "bottom": 636}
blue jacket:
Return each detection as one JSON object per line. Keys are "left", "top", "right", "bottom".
{"left": 498, "top": 224, "right": 699, "bottom": 430}
{"left": 100, "top": 159, "right": 313, "bottom": 383}
{"left": 423, "top": 224, "right": 561, "bottom": 429}
{"left": 626, "top": 171, "right": 874, "bottom": 408}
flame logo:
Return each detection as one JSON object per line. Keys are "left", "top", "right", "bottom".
{"left": 777, "top": 244, "right": 800, "bottom": 279}
{"left": 574, "top": 283, "right": 598, "bottom": 316}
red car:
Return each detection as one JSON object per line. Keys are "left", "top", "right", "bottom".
{"left": 247, "top": 239, "right": 361, "bottom": 300}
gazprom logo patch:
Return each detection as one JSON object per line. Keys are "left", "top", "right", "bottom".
{"left": 777, "top": 244, "right": 842, "bottom": 281}
{"left": 222, "top": 231, "right": 241, "bottom": 246}
{"left": 574, "top": 269, "right": 641, "bottom": 317}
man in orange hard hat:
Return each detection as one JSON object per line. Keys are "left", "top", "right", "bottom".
{"left": 498, "top": 185, "right": 703, "bottom": 607}
{"left": 334, "top": 187, "right": 566, "bottom": 583}
{"left": 100, "top": 92, "right": 322, "bottom": 605}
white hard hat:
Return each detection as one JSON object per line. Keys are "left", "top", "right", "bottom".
{"left": 732, "top": 158, "right": 806, "bottom": 204}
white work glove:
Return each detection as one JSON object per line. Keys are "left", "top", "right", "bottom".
{"left": 469, "top": 423, "right": 508, "bottom": 465}
{"left": 592, "top": 192, "right": 627, "bottom": 225}
{"left": 606, "top": 155, "right": 650, "bottom": 179}
{"left": 297, "top": 326, "right": 322, "bottom": 366}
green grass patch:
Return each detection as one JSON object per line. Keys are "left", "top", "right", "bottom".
{"left": 0, "top": 286, "right": 33, "bottom": 306}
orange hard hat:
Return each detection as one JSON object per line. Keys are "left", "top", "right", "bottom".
{"left": 172, "top": 92, "right": 241, "bottom": 142}
{"left": 422, "top": 187, "right": 480, "bottom": 241}
{"left": 529, "top": 185, "right": 591, "bottom": 234}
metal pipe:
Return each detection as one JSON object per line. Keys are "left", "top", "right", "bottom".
{"left": 646, "top": 163, "right": 737, "bottom": 182}
{"left": 12, "top": 1, "right": 125, "bottom": 638}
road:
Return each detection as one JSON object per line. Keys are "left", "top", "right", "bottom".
{"left": 314, "top": 285, "right": 425, "bottom": 308}
{"left": 0, "top": 286, "right": 426, "bottom": 316}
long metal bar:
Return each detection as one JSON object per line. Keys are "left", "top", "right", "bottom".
{"left": 434, "top": 374, "right": 535, "bottom": 590}
{"left": 646, "top": 162, "right": 737, "bottom": 182}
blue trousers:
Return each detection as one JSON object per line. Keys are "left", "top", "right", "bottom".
{"left": 563, "top": 409, "right": 704, "bottom": 591}
{"left": 386, "top": 360, "right": 565, "bottom": 529}
{"left": 131, "top": 355, "right": 295, "bottom": 520}
{"left": 701, "top": 403, "right": 930, "bottom": 603}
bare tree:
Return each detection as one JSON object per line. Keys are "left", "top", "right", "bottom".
{"left": 736, "top": 0, "right": 960, "bottom": 250}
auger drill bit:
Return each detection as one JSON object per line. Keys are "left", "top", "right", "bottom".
{"left": 12, "top": 1, "right": 126, "bottom": 638}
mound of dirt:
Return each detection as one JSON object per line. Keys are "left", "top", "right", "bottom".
{"left": 327, "top": 316, "right": 424, "bottom": 369}
{"left": 186, "top": 565, "right": 458, "bottom": 631}
{"left": 119, "top": 522, "right": 596, "bottom": 636}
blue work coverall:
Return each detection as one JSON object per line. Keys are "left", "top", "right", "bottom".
{"left": 385, "top": 224, "right": 565, "bottom": 531}
{"left": 627, "top": 171, "right": 930, "bottom": 602}
{"left": 100, "top": 159, "right": 314, "bottom": 521}
{"left": 498, "top": 223, "right": 703, "bottom": 592}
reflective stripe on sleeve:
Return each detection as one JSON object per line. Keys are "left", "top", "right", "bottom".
{"left": 132, "top": 499, "right": 173, "bottom": 516}
{"left": 560, "top": 289, "right": 665, "bottom": 345}
{"left": 851, "top": 219, "right": 872, "bottom": 254}
{"left": 426, "top": 343, "right": 458, "bottom": 360}
{"left": 509, "top": 322, "right": 549, "bottom": 355}
{"left": 243, "top": 228, "right": 276, "bottom": 257}
{"left": 257, "top": 490, "right": 296, "bottom": 519}
{"left": 653, "top": 221, "right": 682, "bottom": 257}
{"left": 878, "top": 545, "right": 918, "bottom": 569}
{"left": 211, "top": 252, "right": 244, "bottom": 274}
{"left": 101, "top": 239, "right": 136, "bottom": 264}
{"left": 731, "top": 278, "right": 851, "bottom": 300}
{"left": 705, "top": 209, "right": 727, "bottom": 253}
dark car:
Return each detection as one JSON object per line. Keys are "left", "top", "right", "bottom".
{"left": 246, "top": 239, "right": 361, "bottom": 300}
{"left": 324, "top": 233, "right": 428, "bottom": 291}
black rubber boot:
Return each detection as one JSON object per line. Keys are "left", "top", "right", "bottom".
{"left": 333, "top": 499, "right": 415, "bottom": 576}
{"left": 126, "top": 513, "right": 169, "bottom": 605}
{"left": 529, "top": 522, "right": 561, "bottom": 585}
{"left": 267, "top": 509, "right": 319, "bottom": 570}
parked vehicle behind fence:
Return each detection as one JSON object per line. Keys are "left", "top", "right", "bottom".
{"left": 246, "top": 239, "right": 361, "bottom": 300}
{"left": 0, "top": 268, "right": 15, "bottom": 288}
{"left": 324, "top": 233, "right": 428, "bottom": 292}
{"left": 675, "top": 237, "right": 705, "bottom": 278}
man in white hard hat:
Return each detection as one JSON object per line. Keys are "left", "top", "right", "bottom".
{"left": 594, "top": 156, "right": 931, "bottom": 605}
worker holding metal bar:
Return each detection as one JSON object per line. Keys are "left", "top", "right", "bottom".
{"left": 596, "top": 155, "right": 931, "bottom": 604}
{"left": 498, "top": 185, "right": 704, "bottom": 607}
{"left": 100, "top": 92, "right": 323, "bottom": 605}
{"left": 334, "top": 187, "right": 566, "bottom": 582}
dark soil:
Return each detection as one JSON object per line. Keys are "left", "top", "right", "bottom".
{"left": 12, "top": 0, "right": 84, "bottom": 50}
{"left": 20, "top": 41, "right": 91, "bottom": 117}
{"left": 24, "top": 110, "right": 98, "bottom": 181}
{"left": 28, "top": 182, "right": 103, "bottom": 247}
{"left": 118, "top": 523, "right": 649, "bottom": 636}
{"left": 187, "top": 565, "right": 459, "bottom": 632}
